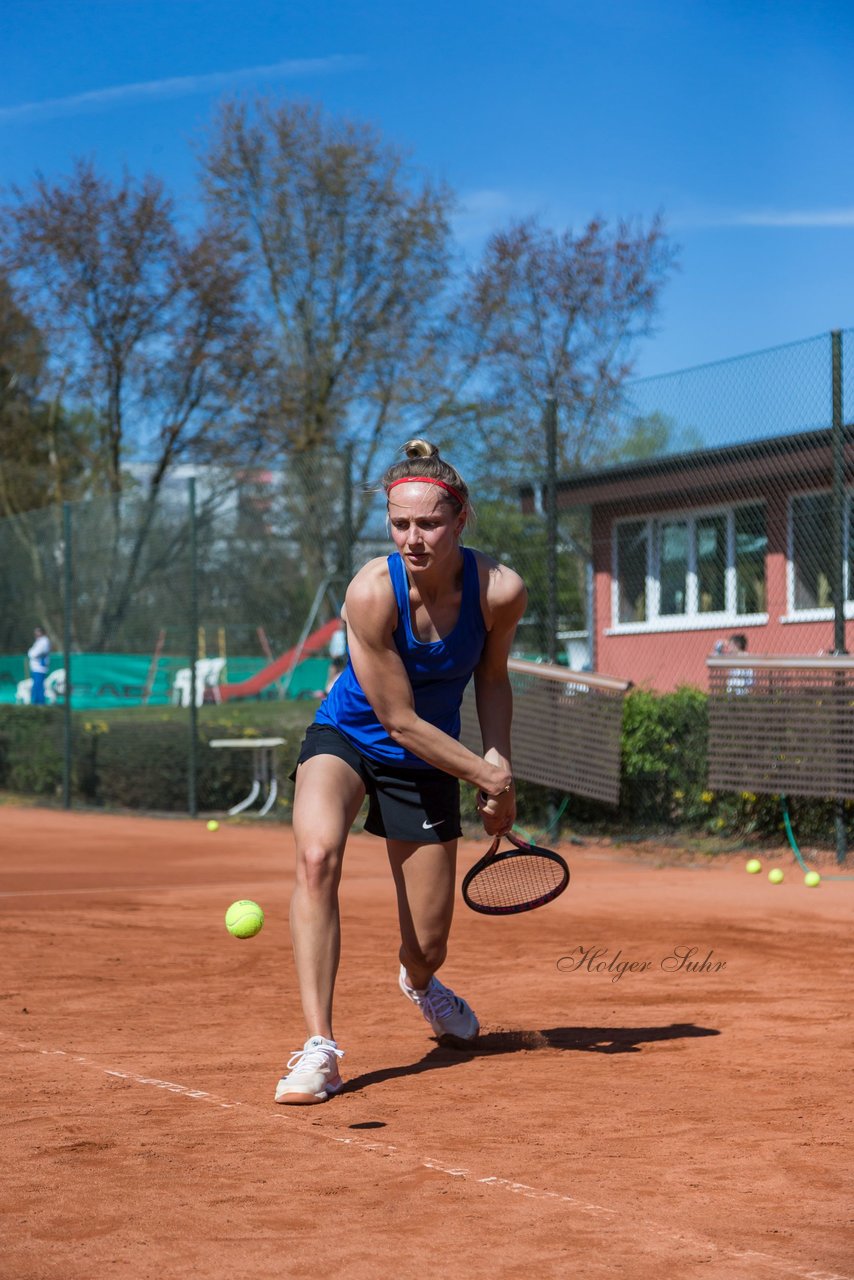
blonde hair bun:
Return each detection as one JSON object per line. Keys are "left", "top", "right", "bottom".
{"left": 402, "top": 439, "right": 439, "bottom": 460}
{"left": 382, "top": 437, "right": 472, "bottom": 522}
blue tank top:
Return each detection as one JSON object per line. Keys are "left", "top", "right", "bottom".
{"left": 315, "top": 548, "right": 487, "bottom": 767}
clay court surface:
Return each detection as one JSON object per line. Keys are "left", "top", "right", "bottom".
{"left": 1, "top": 806, "right": 851, "bottom": 1280}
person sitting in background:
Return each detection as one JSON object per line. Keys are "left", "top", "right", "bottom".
{"left": 323, "top": 655, "right": 347, "bottom": 697}
{"left": 725, "top": 633, "right": 754, "bottom": 695}
{"left": 27, "top": 626, "right": 51, "bottom": 705}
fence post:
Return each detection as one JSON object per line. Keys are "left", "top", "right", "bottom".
{"left": 188, "top": 476, "right": 199, "bottom": 818}
{"left": 545, "top": 396, "right": 558, "bottom": 663}
{"left": 62, "top": 501, "right": 73, "bottom": 810}
{"left": 831, "top": 330, "right": 847, "bottom": 864}
{"left": 831, "top": 330, "right": 845, "bottom": 654}
{"left": 342, "top": 439, "right": 354, "bottom": 585}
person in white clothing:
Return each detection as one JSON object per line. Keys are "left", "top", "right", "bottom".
{"left": 724, "top": 632, "right": 753, "bottom": 695}
{"left": 27, "top": 627, "right": 51, "bottom": 705}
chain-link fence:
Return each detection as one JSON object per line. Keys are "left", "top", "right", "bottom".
{"left": 2, "top": 327, "right": 852, "bottom": 830}
{"left": 524, "top": 328, "right": 854, "bottom": 692}
{"left": 0, "top": 446, "right": 586, "bottom": 814}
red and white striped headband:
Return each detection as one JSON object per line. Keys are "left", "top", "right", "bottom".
{"left": 386, "top": 476, "right": 466, "bottom": 508}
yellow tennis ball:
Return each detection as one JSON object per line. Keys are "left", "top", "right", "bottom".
{"left": 206, "top": 819, "right": 220, "bottom": 832}
{"left": 225, "top": 900, "right": 264, "bottom": 938}
{"left": 768, "top": 868, "right": 784, "bottom": 884}
{"left": 804, "top": 871, "right": 821, "bottom": 888}
{"left": 745, "top": 858, "right": 762, "bottom": 874}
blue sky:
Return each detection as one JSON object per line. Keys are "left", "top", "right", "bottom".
{"left": 3, "top": 0, "right": 854, "bottom": 378}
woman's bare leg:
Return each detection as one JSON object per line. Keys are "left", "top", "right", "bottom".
{"left": 290, "top": 755, "right": 365, "bottom": 1040}
{"left": 386, "top": 838, "right": 457, "bottom": 990}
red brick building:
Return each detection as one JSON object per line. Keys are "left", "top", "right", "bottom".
{"left": 528, "top": 428, "right": 851, "bottom": 692}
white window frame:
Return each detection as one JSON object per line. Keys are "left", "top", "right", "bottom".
{"left": 608, "top": 501, "right": 768, "bottom": 635}
{"left": 783, "top": 487, "right": 854, "bottom": 623}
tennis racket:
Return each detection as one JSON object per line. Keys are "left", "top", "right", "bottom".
{"left": 462, "top": 831, "right": 569, "bottom": 915}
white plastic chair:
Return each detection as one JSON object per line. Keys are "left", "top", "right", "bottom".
{"left": 171, "top": 658, "right": 225, "bottom": 707}
{"left": 15, "top": 668, "right": 66, "bottom": 705}
{"left": 45, "top": 669, "right": 66, "bottom": 702}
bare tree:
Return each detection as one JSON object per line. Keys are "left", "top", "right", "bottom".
{"left": 0, "top": 161, "right": 260, "bottom": 648}
{"left": 0, "top": 277, "right": 52, "bottom": 513}
{"left": 199, "top": 98, "right": 474, "bottom": 550}
{"left": 461, "top": 214, "right": 677, "bottom": 487}
{"left": 0, "top": 278, "right": 101, "bottom": 644}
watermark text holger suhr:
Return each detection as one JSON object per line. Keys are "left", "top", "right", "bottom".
{"left": 557, "top": 946, "right": 726, "bottom": 983}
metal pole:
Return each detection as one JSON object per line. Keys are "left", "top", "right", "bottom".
{"left": 831, "top": 330, "right": 845, "bottom": 653}
{"left": 545, "top": 397, "right": 559, "bottom": 663}
{"left": 62, "top": 502, "right": 73, "bottom": 810}
{"left": 830, "top": 330, "right": 847, "bottom": 864}
{"left": 342, "top": 439, "right": 354, "bottom": 585}
{"left": 543, "top": 397, "right": 562, "bottom": 831}
{"left": 188, "top": 477, "right": 198, "bottom": 818}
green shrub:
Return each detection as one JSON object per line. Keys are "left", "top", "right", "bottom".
{"left": 620, "top": 685, "right": 709, "bottom": 825}
{"left": 0, "top": 703, "right": 315, "bottom": 812}
{"left": 2, "top": 692, "right": 852, "bottom": 850}
{"left": 75, "top": 713, "right": 311, "bottom": 812}
{"left": 0, "top": 706, "right": 64, "bottom": 797}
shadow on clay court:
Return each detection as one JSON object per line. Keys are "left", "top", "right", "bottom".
{"left": 342, "top": 1023, "right": 720, "bottom": 1094}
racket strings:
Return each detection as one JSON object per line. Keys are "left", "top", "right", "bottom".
{"left": 466, "top": 852, "right": 566, "bottom": 911}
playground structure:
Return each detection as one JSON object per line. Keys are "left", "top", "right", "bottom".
{"left": 2, "top": 631, "right": 342, "bottom": 710}
{"left": 146, "top": 578, "right": 348, "bottom": 706}
{"left": 215, "top": 617, "right": 342, "bottom": 702}
{"left": 216, "top": 576, "right": 346, "bottom": 703}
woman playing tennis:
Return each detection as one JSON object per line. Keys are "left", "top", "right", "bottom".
{"left": 276, "top": 439, "right": 527, "bottom": 1104}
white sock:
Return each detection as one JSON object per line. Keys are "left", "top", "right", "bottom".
{"left": 402, "top": 969, "right": 429, "bottom": 995}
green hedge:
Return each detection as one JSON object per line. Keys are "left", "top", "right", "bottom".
{"left": 621, "top": 685, "right": 710, "bottom": 824}
{"left": 0, "top": 704, "right": 314, "bottom": 813}
{"left": 0, "top": 705, "right": 65, "bottom": 796}
{"left": 0, "top": 692, "right": 850, "bottom": 846}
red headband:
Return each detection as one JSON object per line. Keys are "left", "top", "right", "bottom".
{"left": 386, "top": 476, "right": 466, "bottom": 508}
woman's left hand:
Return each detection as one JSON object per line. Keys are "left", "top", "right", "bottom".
{"left": 477, "top": 783, "right": 515, "bottom": 837}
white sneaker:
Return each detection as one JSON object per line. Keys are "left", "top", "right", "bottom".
{"left": 275, "top": 1036, "right": 345, "bottom": 1105}
{"left": 398, "top": 965, "right": 479, "bottom": 1045}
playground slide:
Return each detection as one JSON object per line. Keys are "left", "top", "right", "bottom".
{"left": 218, "top": 619, "right": 343, "bottom": 702}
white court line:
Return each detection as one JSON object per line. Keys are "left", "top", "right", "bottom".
{"left": 6, "top": 1037, "right": 851, "bottom": 1280}
{"left": 0, "top": 879, "right": 285, "bottom": 900}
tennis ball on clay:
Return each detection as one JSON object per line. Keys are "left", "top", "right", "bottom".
{"left": 768, "top": 868, "right": 785, "bottom": 885}
{"left": 225, "top": 900, "right": 264, "bottom": 939}
{"left": 745, "top": 858, "right": 762, "bottom": 874}
{"left": 804, "top": 871, "right": 821, "bottom": 888}
{"left": 206, "top": 819, "right": 220, "bottom": 832}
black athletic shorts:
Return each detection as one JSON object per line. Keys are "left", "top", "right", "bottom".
{"left": 291, "top": 723, "right": 461, "bottom": 844}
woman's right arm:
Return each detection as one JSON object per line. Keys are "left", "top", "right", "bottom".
{"left": 343, "top": 563, "right": 512, "bottom": 796}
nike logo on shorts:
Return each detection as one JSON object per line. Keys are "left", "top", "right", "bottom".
{"left": 422, "top": 819, "right": 445, "bottom": 829}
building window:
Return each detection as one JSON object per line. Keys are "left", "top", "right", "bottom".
{"left": 791, "top": 492, "right": 833, "bottom": 611}
{"left": 658, "top": 520, "right": 688, "bottom": 615}
{"left": 613, "top": 503, "right": 766, "bottom": 629}
{"left": 697, "top": 513, "right": 727, "bottom": 613}
{"left": 616, "top": 520, "right": 648, "bottom": 623}
{"left": 788, "top": 490, "right": 854, "bottom": 614}
{"left": 734, "top": 504, "right": 767, "bottom": 614}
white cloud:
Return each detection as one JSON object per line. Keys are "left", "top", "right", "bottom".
{"left": 676, "top": 206, "right": 854, "bottom": 230}
{"left": 453, "top": 188, "right": 538, "bottom": 247}
{"left": 0, "top": 55, "right": 363, "bottom": 125}
{"left": 728, "top": 208, "right": 854, "bottom": 228}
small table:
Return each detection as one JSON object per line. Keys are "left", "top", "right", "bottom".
{"left": 209, "top": 738, "right": 286, "bottom": 817}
